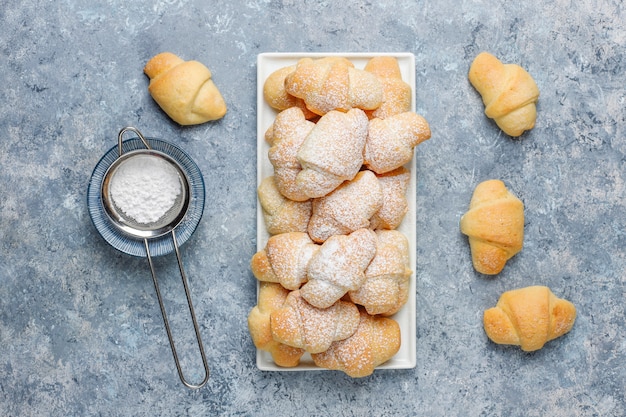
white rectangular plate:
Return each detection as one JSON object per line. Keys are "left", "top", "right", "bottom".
{"left": 256, "top": 52, "right": 417, "bottom": 372}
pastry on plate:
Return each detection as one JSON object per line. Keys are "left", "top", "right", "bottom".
{"left": 271, "top": 290, "right": 360, "bottom": 354}
{"left": 296, "top": 108, "right": 369, "bottom": 199}
{"left": 349, "top": 230, "right": 412, "bottom": 316}
{"left": 285, "top": 57, "right": 383, "bottom": 116}
{"left": 258, "top": 176, "right": 311, "bottom": 235}
{"left": 364, "top": 111, "right": 430, "bottom": 175}
{"left": 300, "top": 228, "right": 377, "bottom": 309}
{"left": 263, "top": 65, "right": 316, "bottom": 119}
{"left": 251, "top": 232, "right": 319, "bottom": 290}
{"left": 247, "top": 282, "right": 305, "bottom": 367}
{"left": 369, "top": 167, "right": 411, "bottom": 231}
{"left": 364, "top": 56, "right": 412, "bottom": 119}
{"left": 266, "top": 107, "right": 316, "bottom": 202}
{"left": 312, "top": 307, "right": 401, "bottom": 378}
{"left": 307, "top": 170, "right": 383, "bottom": 243}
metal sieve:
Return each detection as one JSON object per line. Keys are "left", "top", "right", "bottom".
{"left": 102, "top": 149, "right": 189, "bottom": 238}
{"left": 100, "top": 126, "right": 209, "bottom": 389}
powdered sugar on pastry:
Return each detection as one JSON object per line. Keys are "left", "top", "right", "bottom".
{"left": 285, "top": 57, "right": 383, "bottom": 115}
{"left": 370, "top": 167, "right": 411, "bottom": 230}
{"left": 247, "top": 282, "right": 305, "bottom": 367}
{"left": 349, "top": 230, "right": 412, "bottom": 316}
{"left": 296, "top": 108, "right": 369, "bottom": 198}
{"left": 347, "top": 66, "right": 386, "bottom": 112}
{"left": 364, "top": 111, "right": 431, "bottom": 174}
{"left": 300, "top": 228, "right": 377, "bottom": 309}
{"left": 263, "top": 65, "right": 316, "bottom": 119}
{"left": 257, "top": 176, "right": 311, "bottom": 235}
{"left": 364, "top": 56, "right": 412, "bottom": 119}
{"left": 250, "top": 232, "right": 319, "bottom": 290}
{"left": 308, "top": 170, "right": 383, "bottom": 243}
{"left": 270, "top": 290, "right": 360, "bottom": 354}
{"left": 266, "top": 107, "right": 315, "bottom": 201}
{"left": 311, "top": 307, "right": 401, "bottom": 378}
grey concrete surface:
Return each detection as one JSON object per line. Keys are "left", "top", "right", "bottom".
{"left": 1, "top": 0, "right": 624, "bottom": 416}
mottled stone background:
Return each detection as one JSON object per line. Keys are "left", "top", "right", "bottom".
{"left": 1, "top": 0, "right": 624, "bottom": 416}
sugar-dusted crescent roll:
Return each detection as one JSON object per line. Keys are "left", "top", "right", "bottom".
{"left": 263, "top": 65, "right": 317, "bottom": 119}
{"left": 460, "top": 179, "right": 524, "bottom": 275}
{"left": 364, "top": 111, "right": 431, "bottom": 174}
{"left": 250, "top": 232, "right": 319, "bottom": 290}
{"left": 270, "top": 290, "right": 360, "bottom": 354}
{"left": 469, "top": 52, "right": 539, "bottom": 137}
{"left": 258, "top": 176, "right": 311, "bottom": 235}
{"left": 483, "top": 286, "right": 576, "bottom": 352}
{"left": 247, "top": 282, "right": 305, "bottom": 367}
{"left": 370, "top": 167, "right": 411, "bottom": 230}
{"left": 285, "top": 57, "right": 383, "bottom": 116}
{"left": 364, "top": 56, "right": 412, "bottom": 119}
{"left": 296, "top": 109, "right": 369, "bottom": 199}
{"left": 266, "top": 107, "right": 316, "bottom": 201}
{"left": 144, "top": 52, "right": 227, "bottom": 125}
{"left": 307, "top": 170, "right": 383, "bottom": 243}
{"left": 300, "top": 228, "right": 377, "bottom": 309}
{"left": 312, "top": 307, "right": 401, "bottom": 378}
{"left": 349, "top": 230, "right": 412, "bottom": 316}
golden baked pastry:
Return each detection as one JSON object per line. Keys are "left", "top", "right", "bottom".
{"left": 483, "top": 286, "right": 577, "bottom": 352}
{"left": 144, "top": 52, "right": 227, "bottom": 125}
{"left": 270, "top": 290, "right": 360, "bottom": 354}
{"left": 364, "top": 111, "right": 431, "bottom": 174}
{"left": 285, "top": 57, "right": 383, "bottom": 116}
{"left": 257, "top": 176, "right": 311, "bottom": 235}
{"left": 263, "top": 65, "right": 317, "bottom": 119}
{"left": 307, "top": 170, "right": 383, "bottom": 243}
{"left": 266, "top": 107, "right": 316, "bottom": 201}
{"left": 312, "top": 307, "right": 401, "bottom": 378}
{"left": 460, "top": 179, "right": 524, "bottom": 275}
{"left": 369, "top": 167, "right": 411, "bottom": 230}
{"left": 349, "top": 230, "right": 411, "bottom": 316}
{"left": 250, "top": 232, "right": 319, "bottom": 290}
{"left": 247, "top": 282, "right": 305, "bottom": 367}
{"left": 468, "top": 51, "right": 539, "bottom": 137}
{"left": 296, "top": 108, "right": 369, "bottom": 198}
{"left": 364, "top": 56, "right": 412, "bottom": 119}
{"left": 300, "top": 228, "right": 377, "bottom": 309}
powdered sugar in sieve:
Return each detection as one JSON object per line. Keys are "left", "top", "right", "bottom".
{"left": 109, "top": 154, "right": 183, "bottom": 226}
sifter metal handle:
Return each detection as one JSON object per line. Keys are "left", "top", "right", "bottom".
{"left": 118, "top": 126, "right": 152, "bottom": 155}
{"left": 110, "top": 126, "right": 208, "bottom": 388}
{"left": 144, "top": 230, "right": 210, "bottom": 389}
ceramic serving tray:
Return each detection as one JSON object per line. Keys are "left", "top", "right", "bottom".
{"left": 256, "top": 52, "right": 417, "bottom": 372}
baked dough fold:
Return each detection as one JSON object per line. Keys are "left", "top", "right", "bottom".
{"left": 469, "top": 51, "right": 539, "bottom": 137}
{"left": 144, "top": 52, "right": 227, "bottom": 125}
{"left": 460, "top": 179, "right": 524, "bottom": 275}
{"left": 483, "top": 286, "right": 576, "bottom": 352}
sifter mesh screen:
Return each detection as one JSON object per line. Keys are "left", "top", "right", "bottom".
{"left": 103, "top": 152, "right": 190, "bottom": 237}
